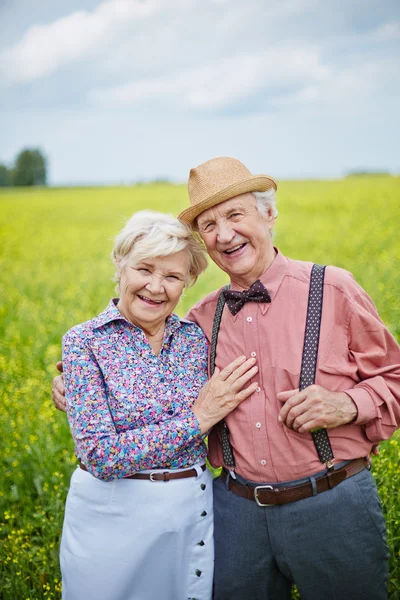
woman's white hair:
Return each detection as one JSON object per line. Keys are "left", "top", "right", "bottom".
{"left": 253, "top": 189, "right": 278, "bottom": 219}
{"left": 112, "top": 210, "right": 207, "bottom": 286}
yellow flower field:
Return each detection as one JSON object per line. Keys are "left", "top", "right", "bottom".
{"left": 1, "top": 177, "right": 399, "bottom": 598}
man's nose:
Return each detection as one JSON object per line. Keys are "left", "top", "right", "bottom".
{"left": 216, "top": 221, "right": 235, "bottom": 244}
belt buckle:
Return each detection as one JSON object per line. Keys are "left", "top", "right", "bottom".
{"left": 149, "top": 471, "right": 159, "bottom": 482}
{"left": 254, "top": 484, "right": 274, "bottom": 507}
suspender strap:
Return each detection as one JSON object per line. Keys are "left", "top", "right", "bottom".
{"left": 210, "top": 285, "right": 229, "bottom": 374}
{"left": 300, "top": 264, "right": 334, "bottom": 465}
{"left": 210, "top": 264, "right": 334, "bottom": 471}
{"left": 210, "top": 285, "right": 236, "bottom": 469}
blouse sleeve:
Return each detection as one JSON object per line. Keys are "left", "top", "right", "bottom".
{"left": 62, "top": 328, "right": 204, "bottom": 481}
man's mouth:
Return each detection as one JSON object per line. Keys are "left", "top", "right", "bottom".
{"left": 223, "top": 243, "right": 247, "bottom": 255}
{"left": 137, "top": 294, "right": 164, "bottom": 306}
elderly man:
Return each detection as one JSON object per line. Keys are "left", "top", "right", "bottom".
{"left": 53, "top": 157, "right": 400, "bottom": 600}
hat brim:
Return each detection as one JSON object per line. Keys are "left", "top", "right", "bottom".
{"left": 178, "top": 175, "right": 277, "bottom": 226}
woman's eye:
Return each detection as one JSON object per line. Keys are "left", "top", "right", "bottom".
{"left": 138, "top": 268, "right": 150, "bottom": 274}
{"left": 166, "top": 275, "right": 179, "bottom": 281}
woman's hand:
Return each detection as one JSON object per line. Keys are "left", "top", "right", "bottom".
{"left": 52, "top": 361, "right": 67, "bottom": 413}
{"left": 192, "top": 356, "right": 258, "bottom": 434}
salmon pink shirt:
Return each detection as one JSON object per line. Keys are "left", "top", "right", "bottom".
{"left": 186, "top": 250, "right": 400, "bottom": 482}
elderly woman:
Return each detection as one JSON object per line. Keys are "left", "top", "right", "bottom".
{"left": 60, "top": 210, "right": 258, "bottom": 600}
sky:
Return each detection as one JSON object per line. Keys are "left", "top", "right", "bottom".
{"left": 0, "top": 0, "right": 399, "bottom": 184}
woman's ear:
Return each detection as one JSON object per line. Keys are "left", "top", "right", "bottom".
{"left": 114, "top": 256, "right": 123, "bottom": 279}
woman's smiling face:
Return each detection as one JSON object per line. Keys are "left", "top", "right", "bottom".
{"left": 117, "top": 250, "right": 190, "bottom": 335}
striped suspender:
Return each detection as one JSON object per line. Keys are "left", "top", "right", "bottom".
{"left": 210, "top": 264, "right": 335, "bottom": 472}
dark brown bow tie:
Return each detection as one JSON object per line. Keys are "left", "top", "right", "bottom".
{"left": 223, "top": 280, "right": 271, "bottom": 316}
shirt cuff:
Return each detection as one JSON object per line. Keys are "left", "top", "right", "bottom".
{"left": 344, "top": 386, "right": 377, "bottom": 425}
{"left": 184, "top": 412, "right": 203, "bottom": 440}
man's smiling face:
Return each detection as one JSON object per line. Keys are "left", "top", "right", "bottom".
{"left": 196, "top": 193, "right": 275, "bottom": 288}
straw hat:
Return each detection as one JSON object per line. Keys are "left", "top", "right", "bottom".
{"left": 178, "top": 157, "right": 277, "bottom": 225}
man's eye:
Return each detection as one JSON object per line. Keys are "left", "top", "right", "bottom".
{"left": 202, "top": 222, "right": 214, "bottom": 232}
{"left": 230, "top": 212, "right": 242, "bottom": 218}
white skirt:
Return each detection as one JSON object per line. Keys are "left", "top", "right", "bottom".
{"left": 60, "top": 464, "right": 214, "bottom": 600}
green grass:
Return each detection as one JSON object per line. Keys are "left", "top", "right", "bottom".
{"left": 1, "top": 177, "right": 399, "bottom": 599}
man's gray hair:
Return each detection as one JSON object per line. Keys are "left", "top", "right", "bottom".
{"left": 253, "top": 189, "right": 278, "bottom": 219}
{"left": 112, "top": 210, "right": 208, "bottom": 286}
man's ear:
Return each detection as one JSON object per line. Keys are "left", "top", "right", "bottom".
{"left": 264, "top": 206, "right": 276, "bottom": 231}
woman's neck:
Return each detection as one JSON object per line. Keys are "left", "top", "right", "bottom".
{"left": 116, "top": 301, "right": 166, "bottom": 355}
{"left": 144, "top": 325, "right": 166, "bottom": 356}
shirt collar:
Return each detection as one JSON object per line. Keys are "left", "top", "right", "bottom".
{"left": 91, "top": 298, "right": 126, "bottom": 329}
{"left": 92, "top": 298, "right": 182, "bottom": 336}
{"left": 228, "top": 248, "right": 288, "bottom": 316}
{"left": 259, "top": 248, "right": 288, "bottom": 307}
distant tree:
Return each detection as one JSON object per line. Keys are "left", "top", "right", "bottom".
{"left": 11, "top": 148, "right": 47, "bottom": 186}
{"left": 152, "top": 177, "right": 172, "bottom": 184}
{"left": 0, "top": 164, "right": 10, "bottom": 187}
{"left": 346, "top": 169, "right": 391, "bottom": 178}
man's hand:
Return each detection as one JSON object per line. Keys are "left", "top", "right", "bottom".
{"left": 277, "top": 385, "right": 358, "bottom": 433}
{"left": 192, "top": 356, "right": 258, "bottom": 434}
{"left": 52, "top": 361, "right": 67, "bottom": 413}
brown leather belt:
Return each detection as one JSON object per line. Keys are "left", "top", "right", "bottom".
{"left": 220, "top": 458, "right": 369, "bottom": 506}
{"left": 79, "top": 462, "right": 206, "bottom": 482}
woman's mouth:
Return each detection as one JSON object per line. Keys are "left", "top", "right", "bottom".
{"left": 137, "top": 294, "right": 164, "bottom": 306}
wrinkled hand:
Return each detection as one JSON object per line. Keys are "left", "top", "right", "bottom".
{"left": 52, "top": 361, "right": 66, "bottom": 413}
{"left": 277, "top": 384, "right": 358, "bottom": 433}
{"left": 193, "top": 356, "right": 258, "bottom": 434}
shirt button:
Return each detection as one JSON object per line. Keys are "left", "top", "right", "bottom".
{"left": 255, "top": 422, "right": 262, "bottom": 429}
{"left": 251, "top": 352, "right": 256, "bottom": 357}
{"left": 260, "top": 460, "right": 266, "bottom": 466}
{"left": 247, "top": 317, "right": 252, "bottom": 323}
{"left": 256, "top": 386, "right": 261, "bottom": 393}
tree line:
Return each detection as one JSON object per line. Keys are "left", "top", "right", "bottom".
{"left": 0, "top": 148, "right": 47, "bottom": 187}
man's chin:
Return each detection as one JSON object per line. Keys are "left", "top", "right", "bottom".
{"left": 219, "top": 261, "right": 252, "bottom": 279}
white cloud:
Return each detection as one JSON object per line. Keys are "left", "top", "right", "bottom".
{"left": 0, "top": 0, "right": 165, "bottom": 84}
{"left": 89, "top": 46, "right": 330, "bottom": 110}
{"left": 272, "top": 52, "right": 400, "bottom": 120}
{"left": 373, "top": 21, "right": 400, "bottom": 41}
{"left": 274, "top": 85, "right": 320, "bottom": 106}
{"left": 0, "top": 0, "right": 346, "bottom": 88}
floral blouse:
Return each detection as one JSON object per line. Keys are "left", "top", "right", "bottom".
{"left": 62, "top": 299, "right": 208, "bottom": 481}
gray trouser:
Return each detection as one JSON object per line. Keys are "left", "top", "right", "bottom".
{"left": 213, "top": 468, "right": 389, "bottom": 600}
